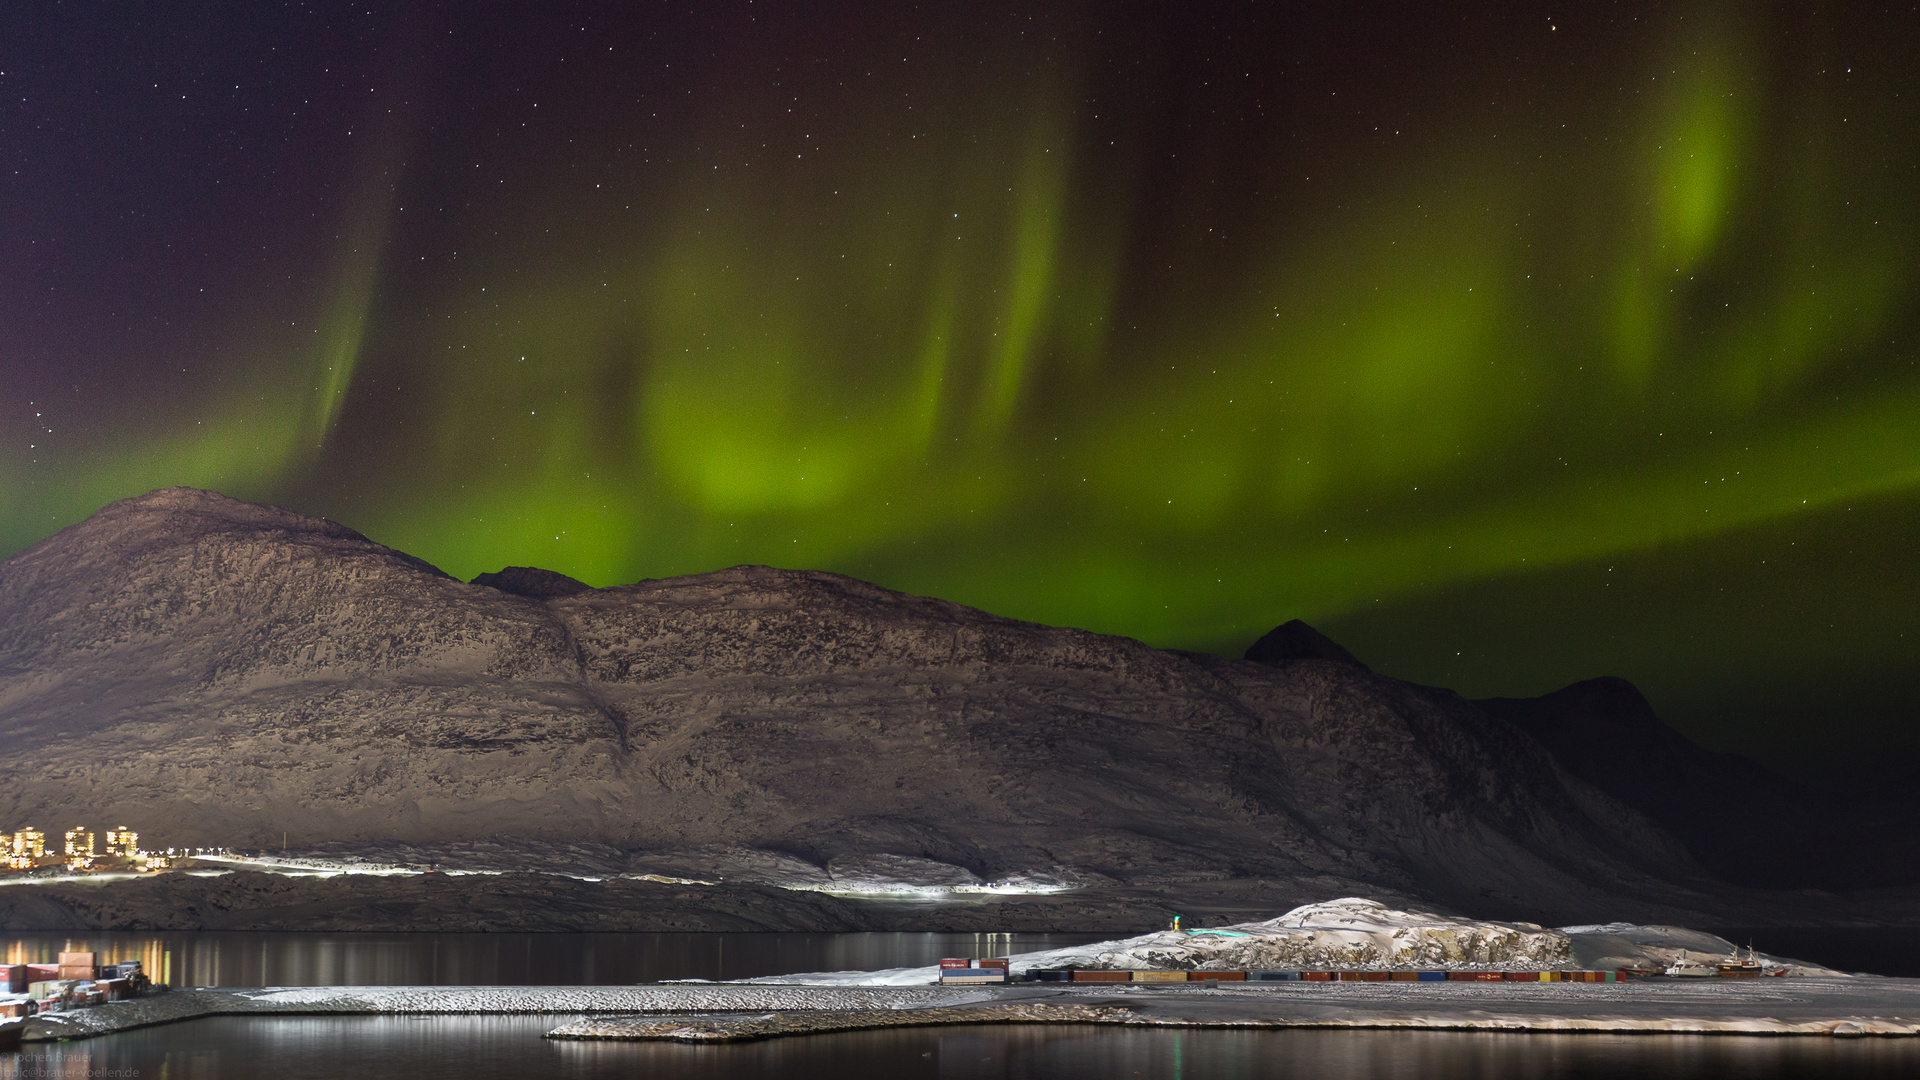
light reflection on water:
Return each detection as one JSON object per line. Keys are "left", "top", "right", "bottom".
{"left": 3, "top": 1017, "right": 1918, "bottom": 1080}
{"left": 0, "top": 931, "right": 1105, "bottom": 987}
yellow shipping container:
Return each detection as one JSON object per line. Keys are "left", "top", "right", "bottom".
{"left": 1131, "top": 971, "right": 1188, "bottom": 982}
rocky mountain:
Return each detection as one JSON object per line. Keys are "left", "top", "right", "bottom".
{"left": 0, "top": 488, "right": 1861, "bottom": 931}
{"left": 1479, "top": 679, "right": 1920, "bottom": 891}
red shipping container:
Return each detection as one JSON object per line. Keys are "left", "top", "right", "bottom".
{"left": 27, "top": 965, "right": 58, "bottom": 982}
{"left": 1194, "top": 971, "right": 1247, "bottom": 981}
{"left": 1302, "top": 971, "right": 1332, "bottom": 981}
{"left": 58, "top": 952, "right": 97, "bottom": 968}
{"left": 3, "top": 965, "right": 25, "bottom": 994}
{"left": 939, "top": 958, "right": 973, "bottom": 969}
{"left": 1448, "top": 972, "right": 1505, "bottom": 981}
{"left": 1070, "top": 970, "right": 1130, "bottom": 982}
{"left": 977, "top": 959, "right": 1010, "bottom": 971}
{"left": 58, "top": 967, "right": 96, "bottom": 982}
{"left": 1389, "top": 972, "right": 1421, "bottom": 981}
{"left": 1340, "top": 971, "right": 1389, "bottom": 981}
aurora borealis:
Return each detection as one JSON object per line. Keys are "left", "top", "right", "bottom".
{"left": 3, "top": 3, "right": 1917, "bottom": 776}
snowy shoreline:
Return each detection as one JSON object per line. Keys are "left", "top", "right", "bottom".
{"left": 22, "top": 979, "right": 1920, "bottom": 1044}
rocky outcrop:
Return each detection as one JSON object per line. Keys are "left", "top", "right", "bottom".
{"left": 0, "top": 488, "right": 1734, "bottom": 926}
{"left": 1019, "top": 898, "right": 1572, "bottom": 972}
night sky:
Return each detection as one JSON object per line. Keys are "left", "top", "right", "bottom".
{"left": 3, "top": 3, "right": 1916, "bottom": 779}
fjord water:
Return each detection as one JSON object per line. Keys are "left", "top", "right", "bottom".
{"left": 7, "top": 1016, "right": 1918, "bottom": 1080}
{"left": 0, "top": 931, "right": 1108, "bottom": 987}
{"left": 6, "top": 928, "right": 1919, "bottom": 986}
{"left": 4, "top": 930, "right": 1918, "bottom": 1078}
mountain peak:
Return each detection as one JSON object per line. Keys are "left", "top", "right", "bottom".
{"left": 472, "top": 566, "right": 592, "bottom": 599}
{"left": 1243, "top": 619, "right": 1370, "bottom": 671}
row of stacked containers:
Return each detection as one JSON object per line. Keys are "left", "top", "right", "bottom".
{"left": 3, "top": 952, "right": 147, "bottom": 1014}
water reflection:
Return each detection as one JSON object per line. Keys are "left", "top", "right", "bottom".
{"left": 0, "top": 931, "right": 1103, "bottom": 986}
{"left": 4, "top": 1017, "right": 1918, "bottom": 1080}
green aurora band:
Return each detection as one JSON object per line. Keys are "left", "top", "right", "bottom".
{"left": 3, "top": 6, "right": 1915, "bottom": 770}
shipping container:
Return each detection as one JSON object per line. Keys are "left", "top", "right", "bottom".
{"left": 26, "top": 965, "right": 57, "bottom": 982}
{"left": 1417, "top": 971, "right": 1447, "bottom": 981}
{"left": 1030, "top": 971, "right": 1074, "bottom": 982}
{"left": 939, "top": 972, "right": 1007, "bottom": 985}
{"left": 1195, "top": 971, "right": 1247, "bottom": 981}
{"left": 27, "top": 981, "right": 73, "bottom": 1002}
{"left": 1339, "top": 971, "right": 1389, "bottom": 981}
{"left": 1389, "top": 972, "right": 1420, "bottom": 981}
{"left": 57, "top": 967, "right": 96, "bottom": 983}
{"left": 57, "top": 952, "right": 97, "bottom": 968}
{"left": 1132, "top": 971, "right": 1188, "bottom": 982}
{"left": 1071, "top": 971, "right": 1130, "bottom": 983}
{"left": 1448, "top": 972, "right": 1506, "bottom": 981}
{"left": 2, "top": 966, "right": 23, "bottom": 994}
{"left": 1302, "top": 971, "right": 1332, "bottom": 981}
{"left": 978, "top": 959, "right": 1010, "bottom": 971}
{"left": 938, "top": 958, "right": 973, "bottom": 969}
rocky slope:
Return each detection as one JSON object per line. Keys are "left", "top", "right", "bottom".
{"left": 0, "top": 488, "right": 1802, "bottom": 929}
{"left": 1478, "top": 680, "right": 1920, "bottom": 890}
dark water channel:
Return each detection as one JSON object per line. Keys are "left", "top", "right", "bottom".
{"left": 0, "top": 930, "right": 1107, "bottom": 987}
{"left": 2, "top": 930, "right": 1916, "bottom": 1078}
{"left": 5, "top": 1015, "right": 1917, "bottom": 1079}
{"left": 5, "top": 927, "right": 1916, "bottom": 986}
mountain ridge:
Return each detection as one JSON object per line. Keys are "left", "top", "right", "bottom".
{"left": 0, "top": 488, "right": 1882, "bottom": 930}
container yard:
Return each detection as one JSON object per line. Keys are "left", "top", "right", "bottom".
{"left": 1, "top": 948, "right": 158, "bottom": 1037}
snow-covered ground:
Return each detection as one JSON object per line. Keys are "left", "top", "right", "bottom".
{"left": 734, "top": 898, "right": 1841, "bottom": 986}
{"left": 134, "top": 843, "right": 1085, "bottom": 897}
{"left": 31, "top": 978, "right": 1919, "bottom": 1044}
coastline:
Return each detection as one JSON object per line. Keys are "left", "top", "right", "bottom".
{"left": 23, "top": 979, "right": 1920, "bottom": 1044}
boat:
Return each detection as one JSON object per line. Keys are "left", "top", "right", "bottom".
{"left": 1664, "top": 950, "right": 1719, "bottom": 978}
{"left": 1717, "top": 943, "right": 1766, "bottom": 978}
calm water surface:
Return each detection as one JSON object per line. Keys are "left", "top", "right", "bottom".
{"left": 2, "top": 930, "right": 1915, "bottom": 1078}
{"left": 3, "top": 1016, "right": 1917, "bottom": 1079}
{"left": 0, "top": 931, "right": 1107, "bottom": 986}
{"left": 4, "top": 927, "right": 1915, "bottom": 985}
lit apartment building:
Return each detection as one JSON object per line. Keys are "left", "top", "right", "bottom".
{"left": 64, "top": 827, "right": 95, "bottom": 858}
{"left": 105, "top": 827, "right": 139, "bottom": 859}
{"left": 9, "top": 827, "right": 46, "bottom": 870}
{"left": 64, "top": 826, "right": 96, "bottom": 870}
